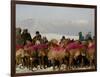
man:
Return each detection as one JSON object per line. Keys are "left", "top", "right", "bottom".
{"left": 21, "top": 29, "right": 32, "bottom": 45}
{"left": 85, "top": 32, "right": 92, "bottom": 41}
{"left": 42, "top": 36, "right": 48, "bottom": 44}
{"left": 16, "top": 28, "right": 24, "bottom": 50}
{"left": 32, "top": 31, "right": 42, "bottom": 44}
{"left": 79, "top": 32, "right": 84, "bottom": 41}
{"left": 60, "top": 36, "right": 66, "bottom": 42}
{"left": 59, "top": 36, "right": 66, "bottom": 46}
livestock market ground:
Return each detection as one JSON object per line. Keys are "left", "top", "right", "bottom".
{"left": 16, "top": 64, "right": 95, "bottom": 73}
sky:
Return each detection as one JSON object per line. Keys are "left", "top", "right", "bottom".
{"left": 16, "top": 4, "right": 95, "bottom": 37}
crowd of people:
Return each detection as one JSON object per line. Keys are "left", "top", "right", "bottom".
{"left": 16, "top": 27, "right": 96, "bottom": 71}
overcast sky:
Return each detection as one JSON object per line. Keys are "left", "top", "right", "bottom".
{"left": 16, "top": 4, "right": 95, "bottom": 36}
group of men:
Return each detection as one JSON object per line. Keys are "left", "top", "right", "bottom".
{"left": 16, "top": 28, "right": 48, "bottom": 48}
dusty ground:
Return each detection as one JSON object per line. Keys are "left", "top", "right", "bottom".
{"left": 16, "top": 64, "right": 95, "bottom": 73}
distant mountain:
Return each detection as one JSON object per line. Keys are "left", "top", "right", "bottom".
{"left": 16, "top": 18, "right": 74, "bottom": 36}
{"left": 42, "top": 33, "right": 79, "bottom": 41}
{"left": 16, "top": 19, "right": 79, "bottom": 41}
{"left": 16, "top": 18, "right": 46, "bottom": 34}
